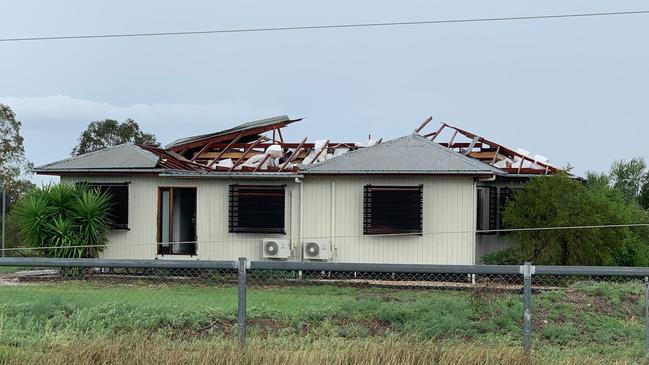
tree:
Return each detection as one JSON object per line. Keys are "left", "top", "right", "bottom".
{"left": 609, "top": 158, "right": 647, "bottom": 203}
{"left": 0, "top": 103, "right": 35, "bottom": 206}
{"left": 13, "top": 184, "right": 112, "bottom": 258}
{"left": 72, "top": 118, "right": 159, "bottom": 156}
{"left": 500, "top": 173, "right": 649, "bottom": 266}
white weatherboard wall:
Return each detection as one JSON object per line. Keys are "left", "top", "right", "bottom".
{"left": 61, "top": 175, "right": 299, "bottom": 261}
{"left": 61, "top": 174, "right": 476, "bottom": 264}
{"left": 301, "top": 176, "right": 476, "bottom": 265}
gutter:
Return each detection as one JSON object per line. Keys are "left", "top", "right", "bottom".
{"left": 159, "top": 172, "right": 304, "bottom": 179}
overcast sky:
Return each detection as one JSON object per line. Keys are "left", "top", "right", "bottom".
{"left": 1, "top": 1, "right": 648, "bottom": 184}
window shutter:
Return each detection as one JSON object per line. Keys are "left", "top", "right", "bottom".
{"left": 363, "top": 185, "right": 423, "bottom": 235}
{"left": 229, "top": 184, "right": 286, "bottom": 234}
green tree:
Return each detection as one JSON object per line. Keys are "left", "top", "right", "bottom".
{"left": 609, "top": 158, "right": 647, "bottom": 203}
{"left": 0, "top": 103, "right": 35, "bottom": 206}
{"left": 13, "top": 184, "right": 112, "bottom": 258}
{"left": 72, "top": 118, "right": 158, "bottom": 156}
{"left": 501, "top": 173, "right": 649, "bottom": 266}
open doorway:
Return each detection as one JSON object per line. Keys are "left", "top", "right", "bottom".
{"left": 157, "top": 187, "right": 197, "bottom": 256}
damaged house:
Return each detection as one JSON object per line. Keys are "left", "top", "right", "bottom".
{"left": 35, "top": 116, "right": 559, "bottom": 264}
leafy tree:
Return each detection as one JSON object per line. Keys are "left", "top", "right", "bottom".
{"left": 72, "top": 118, "right": 158, "bottom": 156}
{"left": 13, "top": 184, "right": 112, "bottom": 258}
{"left": 0, "top": 103, "right": 35, "bottom": 206}
{"left": 501, "top": 173, "right": 649, "bottom": 266}
{"left": 609, "top": 158, "right": 647, "bottom": 203}
{"left": 640, "top": 180, "right": 649, "bottom": 210}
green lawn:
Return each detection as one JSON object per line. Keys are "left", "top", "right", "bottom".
{"left": 0, "top": 279, "right": 646, "bottom": 364}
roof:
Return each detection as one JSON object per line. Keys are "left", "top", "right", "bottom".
{"left": 35, "top": 143, "right": 207, "bottom": 174}
{"left": 165, "top": 115, "right": 297, "bottom": 149}
{"left": 300, "top": 134, "right": 504, "bottom": 175}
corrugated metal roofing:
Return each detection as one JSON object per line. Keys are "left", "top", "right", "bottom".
{"left": 165, "top": 115, "right": 294, "bottom": 149}
{"left": 300, "top": 134, "right": 504, "bottom": 175}
{"left": 35, "top": 144, "right": 160, "bottom": 171}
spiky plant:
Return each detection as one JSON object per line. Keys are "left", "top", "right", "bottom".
{"left": 13, "top": 184, "right": 112, "bottom": 258}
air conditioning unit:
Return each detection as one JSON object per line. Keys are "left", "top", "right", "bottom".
{"left": 302, "top": 240, "right": 332, "bottom": 261}
{"left": 262, "top": 239, "right": 291, "bottom": 260}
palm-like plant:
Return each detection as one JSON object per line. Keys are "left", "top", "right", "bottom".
{"left": 13, "top": 184, "right": 112, "bottom": 258}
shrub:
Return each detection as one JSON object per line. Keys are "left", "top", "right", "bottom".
{"left": 481, "top": 248, "right": 520, "bottom": 265}
{"left": 13, "top": 184, "right": 112, "bottom": 258}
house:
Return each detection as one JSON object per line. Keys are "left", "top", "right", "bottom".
{"left": 35, "top": 116, "right": 557, "bottom": 264}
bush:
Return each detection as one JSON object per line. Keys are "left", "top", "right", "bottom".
{"left": 13, "top": 184, "right": 112, "bottom": 258}
{"left": 502, "top": 173, "right": 649, "bottom": 266}
{"left": 481, "top": 248, "right": 520, "bottom": 265}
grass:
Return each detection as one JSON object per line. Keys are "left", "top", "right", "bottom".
{"left": 0, "top": 279, "right": 647, "bottom": 364}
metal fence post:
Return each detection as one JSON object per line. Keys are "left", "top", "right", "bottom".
{"left": 523, "top": 261, "right": 533, "bottom": 353}
{"left": 1, "top": 191, "right": 5, "bottom": 258}
{"left": 644, "top": 276, "right": 649, "bottom": 359}
{"left": 237, "top": 257, "right": 247, "bottom": 348}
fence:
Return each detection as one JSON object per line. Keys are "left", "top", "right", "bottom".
{"left": 1, "top": 257, "right": 649, "bottom": 362}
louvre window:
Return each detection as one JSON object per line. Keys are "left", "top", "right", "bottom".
{"left": 229, "top": 185, "right": 286, "bottom": 234}
{"left": 477, "top": 186, "right": 517, "bottom": 233}
{"left": 83, "top": 183, "right": 129, "bottom": 230}
{"left": 363, "top": 185, "right": 423, "bottom": 235}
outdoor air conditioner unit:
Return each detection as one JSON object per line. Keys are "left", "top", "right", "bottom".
{"left": 262, "top": 239, "right": 291, "bottom": 260}
{"left": 302, "top": 240, "right": 332, "bottom": 261}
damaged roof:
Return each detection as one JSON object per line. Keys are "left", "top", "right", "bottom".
{"left": 165, "top": 115, "right": 299, "bottom": 150}
{"left": 35, "top": 143, "right": 207, "bottom": 174}
{"left": 301, "top": 134, "right": 503, "bottom": 175}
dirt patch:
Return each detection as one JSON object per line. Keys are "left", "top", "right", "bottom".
{"left": 564, "top": 291, "right": 614, "bottom": 314}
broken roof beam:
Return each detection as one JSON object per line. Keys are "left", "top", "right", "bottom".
{"left": 229, "top": 135, "right": 265, "bottom": 172}
{"left": 428, "top": 123, "right": 447, "bottom": 141}
{"left": 308, "top": 139, "right": 330, "bottom": 164}
{"left": 443, "top": 123, "right": 559, "bottom": 173}
{"left": 206, "top": 132, "right": 245, "bottom": 168}
{"left": 167, "top": 118, "right": 300, "bottom": 152}
{"left": 252, "top": 153, "right": 273, "bottom": 172}
{"left": 414, "top": 116, "right": 433, "bottom": 134}
{"left": 190, "top": 142, "right": 215, "bottom": 162}
{"left": 279, "top": 137, "right": 307, "bottom": 172}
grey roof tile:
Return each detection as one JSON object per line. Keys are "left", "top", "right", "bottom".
{"left": 300, "top": 134, "right": 504, "bottom": 175}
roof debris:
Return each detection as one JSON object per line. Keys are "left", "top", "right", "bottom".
{"left": 416, "top": 120, "right": 560, "bottom": 175}
{"left": 165, "top": 115, "right": 369, "bottom": 173}
{"left": 35, "top": 114, "right": 559, "bottom": 177}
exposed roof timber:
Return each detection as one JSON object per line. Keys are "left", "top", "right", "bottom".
{"left": 194, "top": 142, "right": 357, "bottom": 150}
{"left": 428, "top": 124, "right": 446, "bottom": 141}
{"left": 252, "top": 154, "right": 272, "bottom": 173}
{"left": 190, "top": 141, "right": 214, "bottom": 162}
{"left": 414, "top": 116, "right": 433, "bottom": 133}
{"left": 229, "top": 135, "right": 265, "bottom": 172}
{"left": 279, "top": 137, "right": 307, "bottom": 172}
{"left": 167, "top": 118, "right": 301, "bottom": 152}
{"left": 206, "top": 132, "right": 245, "bottom": 168}
{"left": 440, "top": 123, "right": 559, "bottom": 173}
{"left": 310, "top": 139, "right": 330, "bottom": 164}
{"left": 138, "top": 145, "right": 211, "bottom": 172}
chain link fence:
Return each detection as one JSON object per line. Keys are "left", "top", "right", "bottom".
{"left": 1, "top": 257, "right": 649, "bottom": 362}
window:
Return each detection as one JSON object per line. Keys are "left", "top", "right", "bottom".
{"left": 476, "top": 186, "right": 517, "bottom": 233}
{"left": 363, "top": 185, "right": 423, "bottom": 235}
{"left": 229, "top": 185, "right": 286, "bottom": 234}
{"left": 157, "top": 187, "right": 197, "bottom": 255}
{"left": 81, "top": 183, "right": 129, "bottom": 230}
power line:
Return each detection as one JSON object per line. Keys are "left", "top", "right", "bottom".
{"left": 1, "top": 10, "right": 649, "bottom": 43}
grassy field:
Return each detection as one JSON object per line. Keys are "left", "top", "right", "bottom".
{"left": 0, "top": 278, "right": 646, "bottom": 364}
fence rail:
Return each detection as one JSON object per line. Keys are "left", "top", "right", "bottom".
{"left": 1, "top": 257, "right": 649, "bottom": 360}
